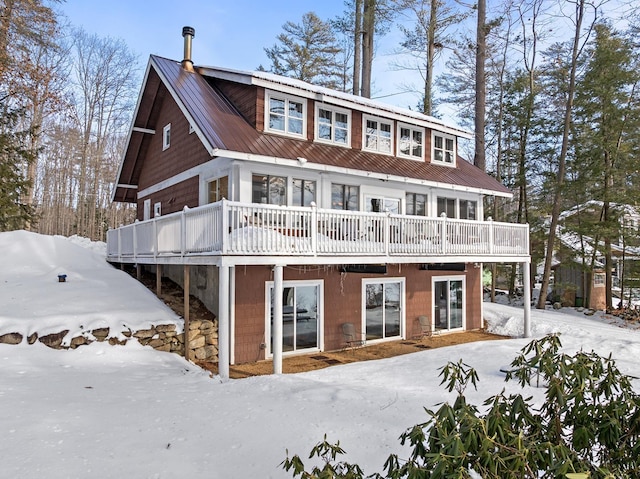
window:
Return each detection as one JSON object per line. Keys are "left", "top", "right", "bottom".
{"left": 266, "top": 91, "right": 306, "bottom": 137}
{"left": 331, "top": 184, "right": 359, "bottom": 210}
{"left": 162, "top": 123, "right": 171, "bottom": 150}
{"left": 397, "top": 124, "right": 424, "bottom": 160}
{"left": 252, "top": 174, "right": 287, "bottom": 205}
{"left": 153, "top": 202, "right": 162, "bottom": 217}
{"left": 363, "top": 116, "right": 392, "bottom": 154}
{"left": 437, "top": 197, "right": 456, "bottom": 218}
{"left": 433, "top": 277, "right": 465, "bottom": 331}
{"left": 593, "top": 272, "right": 605, "bottom": 287}
{"left": 365, "top": 196, "right": 399, "bottom": 214}
{"left": 207, "top": 176, "right": 229, "bottom": 203}
{"left": 459, "top": 200, "right": 477, "bottom": 220}
{"left": 432, "top": 132, "right": 455, "bottom": 165}
{"left": 362, "top": 278, "right": 404, "bottom": 341}
{"left": 316, "top": 105, "right": 350, "bottom": 146}
{"left": 267, "top": 281, "right": 322, "bottom": 354}
{"left": 406, "top": 193, "right": 427, "bottom": 216}
{"left": 437, "top": 197, "right": 477, "bottom": 220}
{"left": 143, "top": 198, "right": 151, "bottom": 221}
{"left": 292, "top": 179, "right": 316, "bottom": 207}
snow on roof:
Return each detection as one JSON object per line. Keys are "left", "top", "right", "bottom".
{"left": 197, "top": 64, "right": 472, "bottom": 138}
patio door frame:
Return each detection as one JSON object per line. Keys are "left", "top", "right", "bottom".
{"left": 265, "top": 279, "right": 324, "bottom": 357}
{"left": 361, "top": 277, "right": 406, "bottom": 343}
{"left": 431, "top": 275, "right": 466, "bottom": 332}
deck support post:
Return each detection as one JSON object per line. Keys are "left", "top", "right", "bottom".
{"left": 184, "top": 264, "right": 190, "bottom": 361}
{"left": 218, "top": 265, "right": 230, "bottom": 379}
{"left": 523, "top": 261, "right": 531, "bottom": 338}
{"left": 156, "top": 264, "right": 162, "bottom": 296}
{"left": 229, "top": 266, "right": 236, "bottom": 366}
{"left": 273, "top": 264, "right": 284, "bottom": 374}
{"left": 136, "top": 264, "right": 142, "bottom": 280}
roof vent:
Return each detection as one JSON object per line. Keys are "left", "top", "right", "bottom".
{"left": 182, "top": 26, "right": 195, "bottom": 70}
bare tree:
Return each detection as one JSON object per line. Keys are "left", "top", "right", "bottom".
{"left": 68, "top": 28, "right": 138, "bottom": 240}
{"left": 537, "top": 0, "right": 598, "bottom": 309}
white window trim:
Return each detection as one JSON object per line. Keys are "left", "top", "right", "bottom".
{"left": 361, "top": 277, "right": 406, "bottom": 343}
{"left": 162, "top": 123, "right": 171, "bottom": 151}
{"left": 143, "top": 198, "right": 151, "bottom": 221}
{"left": 431, "top": 130, "right": 456, "bottom": 167}
{"left": 396, "top": 122, "right": 425, "bottom": 161}
{"left": 362, "top": 114, "right": 394, "bottom": 155}
{"left": 315, "top": 103, "right": 351, "bottom": 147}
{"left": 431, "top": 275, "right": 466, "bottom": 332}
{"left": 264, "top": 279, "right": 324, "bottom": 358}
{"left": 593, "top": 272, "right": 606, "bottom": 287}
{"left": 436, "top": 196, "right": 479, "bottom": 220}
{"left": 264, "top": 90, "right": 307, "bottom": 139}
{"left": 153, "top": 202, "right": 162, "bottom": 217}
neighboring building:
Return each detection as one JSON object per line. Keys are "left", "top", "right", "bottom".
{"left": 107, "top": 28, "right": 531, "bottom": 377}
{"left": 551, "top": 200, "right": 640, "bottom": 310}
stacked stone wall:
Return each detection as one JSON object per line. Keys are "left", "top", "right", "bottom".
{"left": 0, "top": 320, "right": 218, "bottom": 361}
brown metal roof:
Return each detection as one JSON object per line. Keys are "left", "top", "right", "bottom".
{"left": 113, "top": 55, "right": 511, "bottom": 202}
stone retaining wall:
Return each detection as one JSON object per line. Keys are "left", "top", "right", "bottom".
{"left": 0, "top": 319, "right": 218, "bottom": 361}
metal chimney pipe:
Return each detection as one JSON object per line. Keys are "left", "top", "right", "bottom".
{"left": 182, "top": 26, "right": 195, "bottom": 70}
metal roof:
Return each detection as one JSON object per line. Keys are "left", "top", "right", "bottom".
{"left": 113, "top": 55, "right": 512, "bottom": 203}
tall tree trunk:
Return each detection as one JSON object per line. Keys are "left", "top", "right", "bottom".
{"left": 361, "top": 0, "right": 375, "bottom": 98}
{"left": 353, "top": 0, "right": 362, "bottom": 96}
{"left": 537, "top": 0, "right": 586, "bottom": 309}
{"left": 474, "top": 0, "right": 486, "bottom": 171}
{"left": 424, "top": 0, "right": 438, "bottom": 116}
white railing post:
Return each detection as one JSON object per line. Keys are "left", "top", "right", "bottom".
{"left": 117, "top": 227, "right": 122, "bottom": 260}
{"left": 153, "top": 217, "right": 158, "bottom": 259}
{"left": 181, "top": 206, "right": 188, "bottom": 256}
{"left": 488, "top": 216, "right": 494, "bottom": 255}
{"left": 384, "top": 212, "right": 390, "bottom": 256}
{"left": 440, "top": 213, "right": 447, "bottom": 255}
{"left": 311, "top": 202, "right": 318, "bottom": 256}
{"left": 133, "top": 222, "right": 138, "bottom": 261}
{"left": 221, "top": 199, "right": 229, "bottom": 254}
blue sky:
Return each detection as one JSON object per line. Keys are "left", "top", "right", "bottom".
{"left": 58, "top": 0, "right": 419, "bottom": 109}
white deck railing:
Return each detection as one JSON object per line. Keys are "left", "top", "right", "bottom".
{"left": 106, "top": 199, "right": 529, "bottom": 261}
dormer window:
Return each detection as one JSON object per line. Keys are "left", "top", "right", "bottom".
{"left": 432, "top": 131, "right": 456, "bottom": 166}
{"left": 363, "top": 115, "right": 392, "bottom": 154}
{"left": 265, "top": 91, "right": 306, "bottom": 138}
{"left": 397, "top": 123, "right": 424, "bottom": 160}
{"left": 316, "top": 104, "right": 350, "bottom": 146}
{"left": 162, "top": 123, "right": 171, "bottom": 150}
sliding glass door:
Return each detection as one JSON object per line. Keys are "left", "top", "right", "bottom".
{"left": 267, "top": 281, "right": 322, "bottom": 354}
{"left": 363, "top": 278, "right": 404, "bottom": 341}
{"left": 433, "top": 277, "right": 464, "bottom": 332}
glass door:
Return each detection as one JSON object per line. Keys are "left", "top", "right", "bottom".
{"left": 434, "top": 278, "right": 464, "bottom": 332}
{"left": 269, "top": 283, "right": 320, "bottom": 353}
{"left": 363, "top": 280, "right": 403, "bottom": 340}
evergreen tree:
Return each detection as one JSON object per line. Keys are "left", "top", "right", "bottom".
{"left": 0, "top": 105, "right": 36, "bottom": 231}
{"left": 568, "top": 22, "right": 640, "bottom": 309}
{"left": 263, "top": 12, "right": 343, "bottom": 89}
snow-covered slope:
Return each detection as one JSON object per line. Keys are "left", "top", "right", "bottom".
{"left": 1, "top": 230, "right": 639, "bottom": 478}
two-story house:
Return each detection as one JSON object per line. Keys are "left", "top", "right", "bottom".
{"left": 107, "top": 27, "right": 531, "bottom": 378}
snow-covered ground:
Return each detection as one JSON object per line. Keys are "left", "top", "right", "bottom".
{"left": 1, "top": 230, "right": 639, "bottom": 478}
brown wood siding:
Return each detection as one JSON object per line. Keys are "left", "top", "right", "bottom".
{"left": 232, "top": 263, "right": 482, "bottom": 364}
{"left": 256, "top": 88, "right": 265, "bottom": 131}
{"left": 425, "top": 127, "right": 433, "bottom": 163}
{"left": 307, "top": 99, "right": 315, "bottom": 141}
{"left": 136, "top": 176, "right": 199, "bottom": 220}
{"left": 213, "top": 79, "right": 258, "bottom": 128}
{"left": 352, "top": 110, "right": 362, "bottom": 150}
{"left": 137, "top": 83, "right": 210, "bottom": 192}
